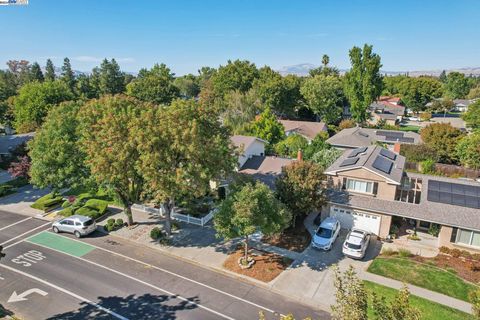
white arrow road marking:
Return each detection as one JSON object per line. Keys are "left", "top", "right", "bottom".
{"left": 8, "top": 288, "right": 48, "bottom": 303}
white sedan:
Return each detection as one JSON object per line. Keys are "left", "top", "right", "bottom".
{"left": 342, "top": 229, "right": 371, "bottom": 259}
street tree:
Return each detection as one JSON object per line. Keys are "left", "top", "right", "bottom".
{"left": 61, "top": 57, "right": 76, "bottom": 92}
{"left": 331, "top": 265, "right": 368, "bottom": 320}
{"left": 29, "top": 101, "right": 89, "bottom": 190}
{"left": 214, "top": 181, "right": 291, "bottom": 265}
{"left": 13, "top": 80, "right": 73, "bottom": 132}
{"left": 462, "top": 100, "right": 480, "bottom": 131}
{"left": 136, "top": 99, "right": 235, "bottom": 236}
{"left": 30, "top": 62, "right": 44, "bottom": 82}
{"left": 211, "top": 59, "right": 259, "bottom": 97}
{"left": 344, "top": 44, "right": 383, "bottom": 123}
{"left": 127, "top": 63, "right": 179, "bottom": 104}
{"left": 301, "top": 74, "right": 344, "bottom": 124}
{"left": 77, "top": 95, "right": 146, "bottom": 225}
{"left": 275, "top": 161, "right": 326, "bottom": 227}
{"left": 99, "top": 58, "right": 126, "bottom": 95}
{"left": 250, "top": 107, "right": 285, "bottom": 150}
{"left": 44, "top": 59, "right": 56, "bottom": 81}
{"left": 420, "top": 123, "right": 465, "bottom": 164}
{"left": 456, "top": 133, "right": 480, "bottom": 170}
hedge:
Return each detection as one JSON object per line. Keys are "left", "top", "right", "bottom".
{"left": 58, "top": 207, "right": 74, "bottom": 217}
{"left": 0, "top": 185, "right": 14, "bottom": 197}
{"left": 75, "top": 206, "right": 102, "bottom": 219}
{"left": 84, "top": 199, "right": 108, "bottom": 214}
{"left": 30, "top": 193, "right": 64, "bottom": 211}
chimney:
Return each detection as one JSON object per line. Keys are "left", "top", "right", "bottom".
{"left": 297, "top": 149, "right": 303, "bottom": 161}
{"left": 393, "top": 142, "right": 401, "bottom": 154}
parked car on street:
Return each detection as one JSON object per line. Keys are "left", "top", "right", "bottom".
{"left": 52, "top": 215, "right": 96, "bottom": 238}
{"left": 342, "top": 228, "right": 371, "bottom": 259}
{"left": 312, "top": 217, "right": 340, "bottom": 250}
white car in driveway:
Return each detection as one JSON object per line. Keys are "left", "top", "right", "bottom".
{"left": 342, "top": 229, "right": 371, "bottom": 259}
{"left": 52, "top": 215, "right": 96, "bottom": 238}
{"left": 312, "top": 217, "right": 340, "bottom": 251}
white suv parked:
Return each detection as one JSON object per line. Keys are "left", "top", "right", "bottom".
{"left": 52, "top": 215, "right": 96, "bottom": 238}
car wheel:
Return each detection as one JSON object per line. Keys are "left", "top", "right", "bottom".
{"left": 74, "top": 231, "right": 81, "bottom": 238}
{"left": 53, "top": 226, "right": 59, "bottom": 233}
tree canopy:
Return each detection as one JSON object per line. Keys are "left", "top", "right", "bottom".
{"left": 274, "top": 134, "right": 308, "bottom": 158}
{"left": 444, "top": 72, "right": 471, "bottom": 99}
{"left": 462, "top": 100, "right": 480, "bottom": 131}
{"left": 249, "top": 107, "right": 285, "bottom": 149}
{"left": 211, "top": 60, "right": 259, "bottom": 97}
{"left": 456, "top": 133, "right": 480, "bottom": 169}
{"left": 397, "top": 77, "right": 443, "bottom": 113}
{"left": 420, "top": 123, "right": 465, "bottom": 164}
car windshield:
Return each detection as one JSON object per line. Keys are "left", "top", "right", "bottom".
{"left": 83, "top": 219, "right": 93, "bottom": 226}
{"left": 316, "top": 227, "right": 332, "bottom": 238}
{"left": 346, "top": 242, "right": 362, "bottom": 250}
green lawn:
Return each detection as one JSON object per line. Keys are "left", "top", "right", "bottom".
{"left": 399, "top": 125, "right": 421, "bottom": 133}
{"left": 364, "top": 281, "right": 474, "bottom": 320}
{"left": 368, "top": 257, "right": 478, "bottom": 302}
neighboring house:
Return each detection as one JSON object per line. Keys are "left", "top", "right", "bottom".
{"left": 369, "top": 100, "right": 405, "bottom": 126}
{"left": 0, "top": 132, "right": 35, "bottom": 161}
{"left": 452, "top": 99, "right": 476, "bottom": 112}
{"left": 322, "top": 145, "right": 480, "bottom": 252}
{"left": 229, "top": 135, "right": 294, "bottom": 188}
{"left": 378, "top": 96, "right": 401, "bottom": 105}
{"left": 326, "top": 127, "right": 421, "bottom": 150}
{"left": 278, "top": 120, "right": 328, "bottom": 142}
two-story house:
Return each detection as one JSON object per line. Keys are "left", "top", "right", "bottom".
{"left": 323, "top": 145, "right": 480, "bottom": 252}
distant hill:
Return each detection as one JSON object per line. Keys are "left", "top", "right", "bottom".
{"left": 278, "top": 64, "right": 480, "bottom": 77}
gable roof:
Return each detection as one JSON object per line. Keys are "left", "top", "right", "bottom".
{"left": 326, "top": 127, "right": 421, "bottom": 148}
{"left": 370, "top": 102, "right": 405, "bottom": 117}
{"left": 230, "top": 135, "right": 266, "bottom": 151}
{"left": 239, "top": 155, "right": 293, "bottom": 188}
{"left": 0, "top": 133, "right": 35, "bottom": 155}
{"left": 325, "top": 145, "right": 406, "bottom": 185}
{"left": 278, "top": 120, "right": 327, "bottom": 140}
{"left": 379, "top": 96, "right": 401, "bottom": 103}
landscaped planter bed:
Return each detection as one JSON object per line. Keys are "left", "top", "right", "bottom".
{"left": 262, "top": 224, "right": 311, "bottom": 253}
{"left": 223, "top": 248, "right": 293, "bottom": 282}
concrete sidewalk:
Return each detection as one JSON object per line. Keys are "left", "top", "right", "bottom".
{"left": 0, "top": 184, "right": 50, "bottom": 217}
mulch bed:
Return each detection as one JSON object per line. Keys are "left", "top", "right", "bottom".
{"left": 412, "top": 254, "right": 480, "bottom": 284}
{"left": 263, "top": 224, "right": 312, "bottom": 253}
{"left": 223, "top": 248, "right": 293, "bottom": 282}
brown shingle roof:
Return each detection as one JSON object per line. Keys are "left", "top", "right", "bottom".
{"left": 239, "top": 156, "right": 293, "bottom": 188}
{"left": 278, "top": 120, "right": 327, "bottom": 140}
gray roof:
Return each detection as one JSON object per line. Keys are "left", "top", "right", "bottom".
{"left": 278, "top": 120, "right": 327, "bottom": 140}
{"left": 328, "top": 173, "right": 480, "bottom": 232}
{"left": 239, "top": 156, "right": 293, "bottom": 188}
{"left": 326, "top": 127, "right": 421, "bottom": 149}
{"left": 369, "top": 102, "right": 405, "bottom": 117}
{"left": 325, "top": 145, "right": 405, "bottom": 185}
{"left": 230, "top": 135, "right": 266, "bottom": 150}
{"left": 453, "top": 99, "right": 475, "bottom": 106}
{"left": 0, "top": 133, "right": 35, "bottom": 155}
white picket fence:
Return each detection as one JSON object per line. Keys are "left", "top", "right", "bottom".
{"left": 132, "top": 204, "right": 216, "bottom": 227}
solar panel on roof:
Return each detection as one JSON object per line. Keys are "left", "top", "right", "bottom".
{"left": 427, "top": 190, "right": 440, "bottom": 202}
{"left": 372, "top": 156, "right": 393, "bottom": 174}
{"left": 377, "top": 131, "right": 404, "bottom": 138}
{"left": 348, "top": 147, "right": 367, "bottom": 158}
{"left": 427, "top": 179, "right": 480, "bottom": 209}
{"left": 379, "top": 149, "right": 397, "bottom": 160}
{"left": 340, "top": 157, "right": 359, "bottom": 167}
{"left": 399, "top": 137, "right": 415, "bottom": 144}
{"left": 439, "top": 192, "right": 452, "bottom": 204}
{"left": 465, "top": 196, "right": 480, "bottom": 209}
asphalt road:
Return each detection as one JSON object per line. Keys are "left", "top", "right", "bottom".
{"left": 0, "top": 210, "right": 330, "bottom": 320}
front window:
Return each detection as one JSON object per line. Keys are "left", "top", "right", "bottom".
{"left": 456, "top": 229, "right": 480, "bottom": 248}
{"left": 346, "top": 179, "right": 373, "bottom": 194}
{"left": 316, "top": 227, "right": 333, "bottom": 238}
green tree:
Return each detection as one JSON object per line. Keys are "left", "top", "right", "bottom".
{"left": 173, "top": 74, "right": 200, "bottom": 99}
{"left": 444, "top": 72, "right": 471, "bottom": 99}
{"left": 331, "top": 265, "right": 368, "bottom": 320}
{"left": 136, "top": 99, "right": 235, "bottom": 236}
{"left": 250, "top": 107, "right": 285, "bottom": 150}
{"left": 99, "top": 59, "right": 126, "bottom": 95}
{"left": 303, "top": 133, "right": 330, "bottom": 160}
{"left": 274, "top": 134, "right": 308, "bottom": 158}
{"left": 0, "top": 70, "right": 17, "bottom": 103}
{"left": 77, "top": 95, "right": 146, "bottom": 225}
{"left": 6, "top": 60, "right": 31, "bottom": 87}
{"left": 219, "top": 89, "right": 263, "bottom": 134}
{"left": 397, "top": 77, "right": 443, "bottom": 113}
{"left": 75, "top": 74, "right": 98, "bottom": 99}
{"left": 456, "top": 133, "right": 480, "bottom": 169}
{"left": 30, "top": 62, "right": 44, "bottom": 82}
{"left": 462, "top": 100, "right": 480, "bottom": 130}
{"left": 382, "top": 75, "right": 408, "bottom": 96}
{"left": 214, "top": 181, "right": 291, "bottom": 264}
{"left": 13, "top": 80, "right": 73, "bottom": 132}
{"left": 127, "top": 63, "right": 179, "bottom": 104}
{"left": 301, "top": 75, "right": 344, "bottom": 124}
{"left": 439, "top": 70, "right": 447, "bottom": 83}
{"left": 29, "top": 101, "right": 89, "bottom": 190}
{"left": 275, "top": 161, "right": 326, "bottom": 227}
{"left": 344, "top": 44, "right": 383, "bottom": 123}
{"left": 211, "top": 60, "right": 259, "bottom": 97}
{"left": 44, "top": 59, "right": 56, "bottom": 81}
{"left": 372, "top": 285, "right": 421, "bottom": 320}
{"left": 311, "top": 148, "right": 343, "bottom": 169}
{"left": 61, "top": 57, "right": 75, "bottom": 92}
{"left": 420, "top": 123, "right": 465, "bottom": 164}
{"left": 467, "top": 85, "right": 480, "bottom": 99}
{"left": 309, "top": 54, "right": 339, "bottom": 77}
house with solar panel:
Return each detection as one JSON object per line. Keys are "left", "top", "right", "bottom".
{"left": 322, "top": 145, "right": 480, "bottom": 252}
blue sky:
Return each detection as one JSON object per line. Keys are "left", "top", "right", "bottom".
{"left": 1, "top": 0, "right": 479, "bottom": 75}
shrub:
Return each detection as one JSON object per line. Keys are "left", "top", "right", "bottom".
{"left": 472, "top": 254, "right": 480, "bottom": 262}
{"left": 58, "top": 207, "right": 74, "bottom": 217}
{"left": 419, "top": 112, "right": 432, "bottom": 121}
{"left": 107, "top": 218, "right": 115, "bottom": 225}
{"left": 450, "top": 248, "right": 461, "bottom": 258}
{"left": 150, "top": 227, "right": 163, "bottom": 240}
{"left": 171, "top": 221, "right": 180, "bottom": 231}
{"left": 84, "top": 199, "right": 108, "bottom": 214}
{"left": 421, "top": 159, "right": 436, "bottom": 174}
{"left": 115, "top": 219, "right": 124, "bottom": 228}
{"left": 381, "top": 248, "right": 397, "bottom": 256}
{"left": 30, "top": 193, "right": 63, "bottom": 211}
{"left": 104, "top": 223, "right": 115, "bottom": 232}
{"left": 428, "top": 224, "right": 440, "bottom": 237}
{"left": 398, "top": 248, "right": 413, "bottom": 258}
{"left": 460, "top": 250, "right": 472, "bottom": 259}
{"left": 75, "top": 206, "right": 100, "bottom": 219}
{"left": 439, "top": 246, "right": 451, "bottom": 254}
{"left": 0, "top": 185, "right": 14, "bottom": 197}
{"left": 61, "top": 200, "right": 72, "bottom": 208}
{"left": 407, "top": 234, "right": 421, "bottom": 241}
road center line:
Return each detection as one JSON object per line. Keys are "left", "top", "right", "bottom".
{"left": 26, "top": 240, "right": 235, "bottom": 320}
{"left": 0, "top": 222, "right": 51, "bottom": 246}
{"left": 0, "top": 263, "right": 129, "bottom": 320}
{"left": 0, "top": 217, "right": 32, "bottom": 231}
{"left": 60, "top": 233, "right": 280, "bottom": 315}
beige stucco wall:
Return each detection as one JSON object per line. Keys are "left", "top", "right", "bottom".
{"left": 438, "top": 225, "right": 480, "bottom": 253}
{"left": 328, "top": 168, "right": 398, "bottom": 200}
{"left": 379, "top": 214, "right": 392, "bottom": 238}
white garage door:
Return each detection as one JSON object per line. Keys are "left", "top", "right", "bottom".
{"left": 330, "top": 206, "right": 381, "bottom": 235}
